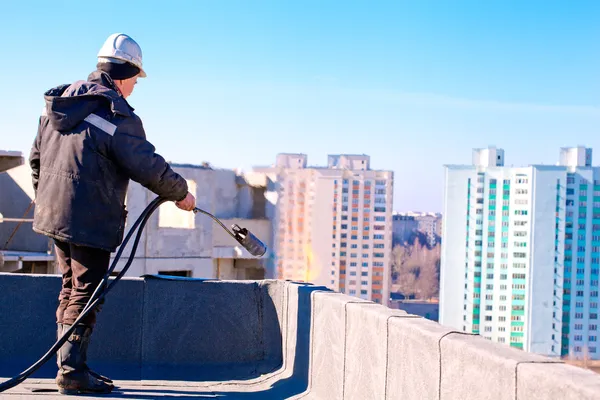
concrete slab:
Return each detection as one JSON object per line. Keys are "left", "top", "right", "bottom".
{"left": 309, "top": 292, "right": 370, "bottom": 400}
{"left": 386, "top": 317, "right": 458, "bottom": 400}
{"left": 517, "top": 363, "right": 600, "bottom": 400}
{"left": 343, "top": 302, "right": 419, "bottom": 400}
{"left": 440, "top": 333, "right": 561, "bottom": 400}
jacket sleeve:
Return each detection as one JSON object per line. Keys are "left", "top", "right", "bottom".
{"left": 110, "top": 115, "right": 188, "bottom": 201}
{"left": 29, "top": 115, "right": 45, "bottom": 196}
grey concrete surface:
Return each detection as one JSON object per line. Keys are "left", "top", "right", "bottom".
{"left": 309, "top": 292, "right": 370, "bottom": 400}
{"left": 344, "top": 303, "right": 419, "bottom": 400}
{"left": 386, "top": 316, "right": 458, "bottom": 400}
{"left": 517, "top": 363, "right": 600, "bottom": 400}
{"left": 0, "top": 165, "right": 48, "bottom": 253}
{"left": 2, "top": 275, "right": 600, "bottom": 399}
{"left": 440, "top": 332, "right": 562, "bottom": 400}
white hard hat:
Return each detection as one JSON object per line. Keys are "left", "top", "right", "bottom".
{"left": 97, "top": 33, "right": 146, "bottom": 78}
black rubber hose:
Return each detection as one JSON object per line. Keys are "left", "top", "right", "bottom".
{"left": 0, "top": 196, "right": 167, "bottom": 392}
{"left": 80, "top": 197, "right": 166, "bottom": 316}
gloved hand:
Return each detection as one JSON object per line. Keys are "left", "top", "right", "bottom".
{"left": 175, "top": 192, "right": 196, "bottom": 211}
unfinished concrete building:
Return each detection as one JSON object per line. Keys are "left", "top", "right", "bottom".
{"left": 110, "top": 163, "right": 272, "bottom": 279}
{"left": 0, "top": 150, "right": 55, "bottom": 273}
{"left": 0, "top": 152, "right": 271, "bottom": 280}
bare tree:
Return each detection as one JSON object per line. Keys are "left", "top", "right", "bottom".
{"left": 391, "top": 232, "right": 441, "bottom": 300}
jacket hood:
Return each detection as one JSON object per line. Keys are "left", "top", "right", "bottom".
{"left": 43, "top": 71, "right": 133, "bottom": 132}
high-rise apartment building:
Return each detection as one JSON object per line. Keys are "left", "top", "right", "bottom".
{"left": 441, "top": 146, "right": 600, "bottom": 360}
{"left": 254, "top": 154, "right": 393, "bottom": 305}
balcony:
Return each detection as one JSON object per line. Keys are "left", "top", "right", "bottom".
{"left": 1, "top": 273, "right": 600, "bottom": 399}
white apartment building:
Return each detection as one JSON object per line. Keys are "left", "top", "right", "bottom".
{"left": 254, "top": 154, "right": 393, "bottom": 305}
{"left": 441, "top": 146, "right": 600, "bottom": 360}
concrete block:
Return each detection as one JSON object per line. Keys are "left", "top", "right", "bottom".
{"left": 386, "top": 317, "right": 457, "bottom": 400}
{"left": 517, "top": 363, "right": 600, "bottom": 400}
{"left": 344, "top": 303, "right": 419, "bottom": 400}
{"left": 440, "top": 333, "right": 560, "bottom": 400}
{"left": 309, "top": 292, "right": 371, "bottom": 400}
{"left": 140, "top": 279, "right": 265, "bottom": 381}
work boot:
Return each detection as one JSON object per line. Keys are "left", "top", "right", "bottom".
{"left": 56, "top": 324, "right": 114, "bottom": 395}
{"left": 57, "top": 323, "right": 113, "bottom": 384}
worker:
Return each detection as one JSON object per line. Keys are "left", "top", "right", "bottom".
{"left": 28, "top": 33, "right": 196, "bottom": 395}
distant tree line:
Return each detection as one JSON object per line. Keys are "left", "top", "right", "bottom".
{"left": 391, "top": 231, "right": 440, "bottom": 300}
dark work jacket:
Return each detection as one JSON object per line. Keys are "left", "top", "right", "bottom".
{"left": 29, "top": 71, "right": 188, "bottom": 251}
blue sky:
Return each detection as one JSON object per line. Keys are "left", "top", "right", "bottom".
{"left": 0, "top": 0, "right": 598, "bottom": 212}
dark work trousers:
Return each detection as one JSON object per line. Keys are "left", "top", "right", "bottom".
{"left": 54, "top": 239, "right": 110, "bottom": 328}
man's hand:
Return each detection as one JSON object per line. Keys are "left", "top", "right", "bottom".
{"left": 175, "top": 192, "right": 196, "bottom": 211}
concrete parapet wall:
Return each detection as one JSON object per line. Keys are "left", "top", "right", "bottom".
{"left": 1, "top": 274, "right": 600, "bottom": 399}
{"left": 0, "top": 274, "right": 286, "bottom": 382}
{"left": 301, "top": 289, "right": 600, "bottom": 400}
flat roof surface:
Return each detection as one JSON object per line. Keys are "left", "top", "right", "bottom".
{"left": 2, "top": 377, "right": 306, "bottom": 399}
